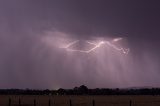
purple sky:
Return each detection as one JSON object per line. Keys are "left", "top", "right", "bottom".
{"left": 0, "top": 0, "right": 160, "bottom": 89}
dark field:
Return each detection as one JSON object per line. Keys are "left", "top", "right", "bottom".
{"left": 0, "top": 95, "right": 160, "bottom": 106}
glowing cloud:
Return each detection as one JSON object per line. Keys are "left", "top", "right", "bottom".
{"left": 112, "top": 37, "right": 123, "bottom": 42}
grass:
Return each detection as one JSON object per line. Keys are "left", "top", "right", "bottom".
{"left": 0, "top": 95, "right": 160, "bottom": 106}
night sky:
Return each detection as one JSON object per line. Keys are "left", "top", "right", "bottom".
{"left": 0, "top": 0, "right": 160, "bottom": 89}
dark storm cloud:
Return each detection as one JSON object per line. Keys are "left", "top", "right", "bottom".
{"left": 0, "top": 0, "right": 160, "bottom": 89}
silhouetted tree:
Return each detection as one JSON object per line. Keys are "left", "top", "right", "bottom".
{"left": 57, "top": 88, "right": 65, "bottom": 95}
{"left": 78, "top": 85, "right": 88, "bottom": 94}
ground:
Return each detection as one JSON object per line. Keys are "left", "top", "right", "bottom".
{"left": 0, "top": 95, "right": 160, "bottom": 106}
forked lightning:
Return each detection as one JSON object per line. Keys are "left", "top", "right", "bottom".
{"left": 61, "top": 38, "right": 129, "bottom": 54}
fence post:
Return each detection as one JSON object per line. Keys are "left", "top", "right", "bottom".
{"left": 34, "top": 99, "right": 36, "bottom": 106}
{"left": 92, "top": 99, "right": 95, "bottom": 106}
{"left": 69, "top": 99, "right": 72, "bottom": 106}
{"left": 49, "top": 99, "right": 51, "bottom": 106}
{"left": 129, "top": 100, "right": 132, "bottom": 106}
{"left": 8, "top": 98, "right": 11, "bottom": 106}
{"left": 19, "top": 98, "right": 21, "bottom": 106}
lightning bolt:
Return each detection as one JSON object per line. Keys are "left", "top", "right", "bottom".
{"left": 60, "top": 39, "right": 129, "bottom": 54}
{"left": 60, "top": 40, "right": 87, "bottom": 52}
{"left": 105, "top": 41, "right": 129, "bottom": 54}
{"left": 85, "top": 41, "right": 105, "bottom": 53}
{"left": 62, "top": 40, "right": 79, "bottom": 48}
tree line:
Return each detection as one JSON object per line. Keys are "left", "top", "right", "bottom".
{"left": 1, "top": 85, "right": 160, "bottom": 95}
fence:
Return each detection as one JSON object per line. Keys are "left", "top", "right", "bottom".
{"left": 6, "top": 98, "right": 138, "bottom": 106}
{"left": 4, "top": 98, "right": 160, "bottom": 106}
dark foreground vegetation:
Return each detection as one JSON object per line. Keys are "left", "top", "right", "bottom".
{"left": 1, "top": 85, "right": 160, "bottom": 95}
